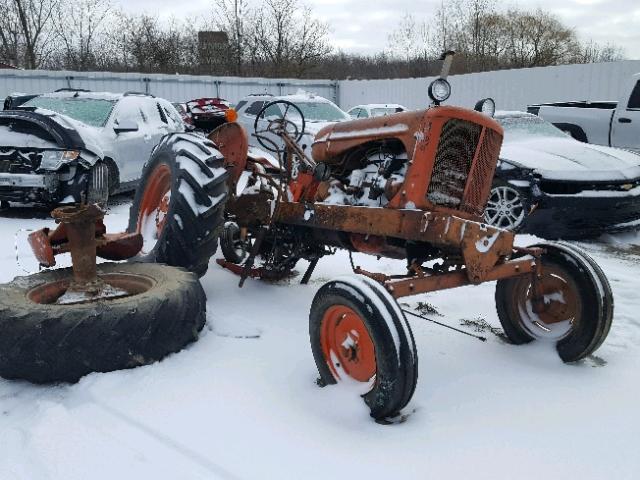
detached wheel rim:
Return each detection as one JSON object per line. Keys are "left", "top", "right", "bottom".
{"left": 485, "top": 185, "right": 525, "bottom": 230}
{"left": 320, "top": 305, "right": 376, "bottom": 383}
{"left": 513, "top": 264, "right": 580, "bottom": 341}
{"left": 137, "top": 164, "right": 172, "bottom": 254}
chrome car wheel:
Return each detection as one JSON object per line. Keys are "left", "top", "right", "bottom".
{"left": 484, "top": 185, "right": 526, "bottom": 230}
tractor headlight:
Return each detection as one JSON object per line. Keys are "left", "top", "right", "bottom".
{"left": 428, "top": 78, "right": 451, "bottom": 104}
{"left": 474, "top": 98, "right": 496, "bottom": 117}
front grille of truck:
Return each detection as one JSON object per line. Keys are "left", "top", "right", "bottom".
{"left": 427, "top": 119, "right": 482, "bottom": 208}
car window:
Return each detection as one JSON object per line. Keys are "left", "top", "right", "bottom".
{"left": 112, "top": 98, "right": 144, "bottom": 125}
{"left": 627, "top": 81, "right": 640, "bottom": 109}
{"left": 371, "top": 107, "right": 400, "bottom": 117}
{"left": 156, "top": 103, "right": 168, "bottom": 124}
{"left": 162, "top": 103, "right": 183, "bottom": 127}
{"left": 358, "top": 108, "right": 369, "bottom": 118}
{"left": 348, "top": 108, "right": 360, "bottom": 117}
{"left": 295, "top": 101, "right": 350, "bottom": 122}
{"left": 497, "top": 116, "right": 567, "bottom": 140}
{"left": 244, "top": 101, "right": 266, "bottom": 116}
{"left": 235, "top": 100, "right": 248, "bottom": 112}
{"left": 22, "top": 97, "right": 116, "bottom": 127}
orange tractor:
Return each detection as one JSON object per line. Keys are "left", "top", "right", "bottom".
{"left": 5, "top": 54, "right": 612, "bottom": 421}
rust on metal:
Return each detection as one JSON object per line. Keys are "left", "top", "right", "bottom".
{"left": 275, "top": 202, "right": 516, "bottom": 283}
{"left": 51, "top": 204, "right": 105, "bottom": 291}
{"left": 208, "top": 121, "right": 249, "bottom": 185}
{"left": 382, "top": 256, "right": 537, "bottom": 298}
{"left": 216, "top": 258, "right": 264, "bottom": 278}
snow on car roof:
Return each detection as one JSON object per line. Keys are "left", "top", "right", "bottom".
{"left": 39, "top": 91, "right": 124, "bottom": 101}
{"left": 353, "top": 104, "right": 406, "bottom": 109}
{"left": 494, "top": 110, "right": 537, "bottom": 119}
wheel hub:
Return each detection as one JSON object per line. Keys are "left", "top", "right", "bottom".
{"left": 320, "top": 305, "right": 376, "bottom": 382}
{"left": 518, "top": 266, "right": 580, "bottom": 340}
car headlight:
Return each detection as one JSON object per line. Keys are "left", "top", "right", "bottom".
{"left": 474, "top": 98, "right": 496, "bottom": 117}
{"left": 39, "top": 150, "right": 80, "bottom": 170}
{"left": 428, "top": 78, "right": 451, "bottom": 104}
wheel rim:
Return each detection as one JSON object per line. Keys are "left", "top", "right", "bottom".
{"left": 484, "top": 185, "right": 525, "bottom": 230}
{"left": 137, "top": 164, "right": 172, "bottom": 254}
{"left": 512, "top": 264, "right": 581, "bottom": 341}
{"left": 227, "top": 223, "right": 249, "bottom": 262}
{"left": 27, "top": 273, "right": 155, "bottom": 305}
{"left": 320, "top": 305, "right": 376, "bottom": 383}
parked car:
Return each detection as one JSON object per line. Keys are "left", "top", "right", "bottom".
{"left": 528, "top": 72, "right": 640, "bottom": 153}
{"left": 0, "top": 90, "right": 184, "bottom": 207}
{"left": 347, "top": 104, "right": 407, "bottom": 119}
{"left": 235, "top": 92, "right": 350, "bottom": 156}
{"left": 484, "top": 111, "right": 640, "bottom": 239}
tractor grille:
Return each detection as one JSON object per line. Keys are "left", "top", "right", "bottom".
{"left": 427, "top": 119, "right": 482, "bottom": 208}
{"left": 460, "top": 128, "right": 502, "bottom": 215}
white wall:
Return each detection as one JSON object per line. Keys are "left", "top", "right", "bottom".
{"left": 2, "top": 60, "right": 640, "bottom": 113}
{"left": 0, "top": 69, "right": 338, "bottom": 105}
{"left": 339, "top": 60, "right": 640, "bottom": 112}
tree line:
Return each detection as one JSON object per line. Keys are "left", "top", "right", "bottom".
{"left": 0, "top": 0, "right": 625, "bottom": 80}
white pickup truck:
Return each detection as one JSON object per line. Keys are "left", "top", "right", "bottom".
{"left": 528, "top": 72, "right": 640, "bottom": 153}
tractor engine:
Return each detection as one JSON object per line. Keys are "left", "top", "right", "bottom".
{"left": 318, "top": 144, "right": 409, "bottom": 208}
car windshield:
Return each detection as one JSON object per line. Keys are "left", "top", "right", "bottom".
{"left": 371, "top": 107, "right": 403, "bottom": 117}
{"left": 22, "top": 97, "right": 116, "bottom": 127}
{"left": 498, "top": 115, "right": 568, "bottom": 141}
{"left": 294, "top": 101, "right": 349, "bottom": 122}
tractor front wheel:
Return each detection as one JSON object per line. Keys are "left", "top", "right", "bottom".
{"left": 495, "top": 242, "right": 613, "bottom": 362}
{"left": 309, "top": 276, "right": 418, "bottom": 420}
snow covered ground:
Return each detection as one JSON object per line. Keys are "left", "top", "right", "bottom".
{"left": 1, "top": 198, "right": 639, "bottom": 480}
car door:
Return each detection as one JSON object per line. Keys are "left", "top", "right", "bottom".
{"left": 108, "top": 97, "right": 149, "bottom": 183}
{"left": 611, "top": 80, "right": 640, "bottom": 153}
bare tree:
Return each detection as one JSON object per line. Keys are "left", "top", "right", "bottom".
{"left": 0, "top": 0, "right": 22, "bottom": 66}
{"left": 387, "top": 13, "right": 432, "bottom": 61}
{"left": 250, "top": 0, "right": 331, "bottom": 77}
{"left": 52, "top": 0, "right": 114, "bottom": 70}
{"left": 13, "top": 0, "right": 58, "bottom": 68}
{"left": 213, "top": 0, "right": 250, "bottom": 75}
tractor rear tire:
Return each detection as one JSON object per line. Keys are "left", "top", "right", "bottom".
{"left": 128, "top": 133, "right": 228, "bottom": 276}
{"left": 0, "top": 262, "right": 206, "bottom": 384}
{"left": 309, "top": 276, "right": 418, "bottom": 420}
{"left": 495, "top": 242, "right": 613, "bottom": 362}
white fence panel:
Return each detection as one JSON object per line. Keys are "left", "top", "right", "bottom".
{"left": 2, "top": 61, "right": 639, "bottom": 112}
{"left": 0, "top": 69, "right": 337, "bottom": 105}
{"left": 339, "top": 60, "right": 640, "bottom": 111}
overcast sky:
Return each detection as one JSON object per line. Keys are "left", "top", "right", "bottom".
{"left": 114, "top": 0, "right": 640, "bottom": 59}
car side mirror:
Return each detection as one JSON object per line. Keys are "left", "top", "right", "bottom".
{"left": 114, "top": 120, "right": 139, "bottom": 134}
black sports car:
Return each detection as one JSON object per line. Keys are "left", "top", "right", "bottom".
{"left": 485, "top": 112, "right": 640, "bottom": 239}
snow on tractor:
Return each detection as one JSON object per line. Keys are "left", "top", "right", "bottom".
{"left": 1, "top": 53, "right": 613, "bottom": 422}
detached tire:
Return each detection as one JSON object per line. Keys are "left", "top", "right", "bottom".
{"left": 0, "top": 262, "right": 206, "bottom": 384}
{"left": 128, "top": 133, "right": 228, "bottom": 276}
{"left": 309, "top": 276, "right": 418, "bottom": 420}
{"left": 495, "top": 242, "right": 613, "bottom": 362}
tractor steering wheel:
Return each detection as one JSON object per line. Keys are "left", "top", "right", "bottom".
{"left": 253, "top": 100, "right": 306, "bottom": 154}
